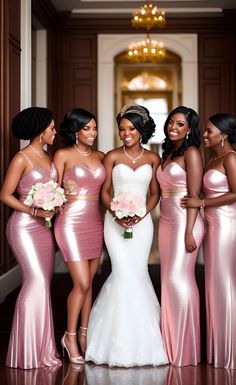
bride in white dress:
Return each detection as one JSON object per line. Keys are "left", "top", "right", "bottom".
{"left": 85, "top": 105, "right": 168, "bottom": 367}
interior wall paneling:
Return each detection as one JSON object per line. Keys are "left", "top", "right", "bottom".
{"left": 0, "top": 0, "right": 21, "bottom": 275}
{"left": 60, "top": 33, "right": 97, "bottom": 127}
{"left": 198, "top": 32, "right": 234, "bottom": 131}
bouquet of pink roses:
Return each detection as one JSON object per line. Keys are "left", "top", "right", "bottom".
{"left": 110, "top": 191, "right": 146, "bottom": 239}
{"left": 24, "top": 180, "right": 67, "bottom": 228}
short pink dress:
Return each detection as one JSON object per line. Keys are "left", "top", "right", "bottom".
{"left": 54, "top": 164, "right": 106, "bottom": 261}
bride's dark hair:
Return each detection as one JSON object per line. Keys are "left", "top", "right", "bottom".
{"left": 116, "top": 104, "right": 155, "bottom": 144}
{"left": 162, "top": 106, "right": 201, "bottom": 160}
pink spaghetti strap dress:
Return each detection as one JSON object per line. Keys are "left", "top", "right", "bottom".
{"left": 6, "top": 163, "right": 61, "bottom": 369}
{"left": 156, "top": 162, "right": 204, "bottom": 366}
{"left": 203, "top": 169, "right": 236, "bottom": 369}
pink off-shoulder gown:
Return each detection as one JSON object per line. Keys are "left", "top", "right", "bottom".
{"left": 6, "top": 164, "right": 61, "bottom": 369}
{"left": 54, "top": 164, "right": 106, "bottom": 261}
{"left": 156, "top": 162, "right": 204, "bottom": 366}
{"left": 203, "top": 169, "right": 236, "bottom": 369}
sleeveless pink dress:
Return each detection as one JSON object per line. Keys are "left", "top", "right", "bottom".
{"left": 6, "top": 164, "right": 61, "bottom": 369}
{"left": 54, "top": 164, "right": 106, "bottom": 261}
{"left": 203, "top": 169, "right": 236, "bottom": 369}
{"left": 156, "top": 162, "right": 204, "bottom": 366}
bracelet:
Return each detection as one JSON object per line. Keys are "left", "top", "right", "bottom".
{"left": 200, "top": 199, "right": 205, "bottom": 208}
{"left": 30, "top": 207, "right": 38, "bottom": 217}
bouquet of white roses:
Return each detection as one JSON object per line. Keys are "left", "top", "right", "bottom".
{"left": 110, "top": 191, "right": 146, "bottom": 239}
{"left": 24, "top": 180, "right": 67, "bottom": 228}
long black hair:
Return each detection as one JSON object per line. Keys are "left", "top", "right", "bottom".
{"left": 162, "top": 106, "right": 201, "bottom": 160}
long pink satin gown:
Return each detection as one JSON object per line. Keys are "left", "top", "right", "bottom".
{"left": 203, "top": 169, "right": 236, "bottom": 369}
{"left": 156, "top": 162, "right": 204, "bottom": 366}
{"left": 54, "top": 164, "right": 106, "bottom": 261}
{"left": 6, "top": 163, "right": 61, "bottom": 369}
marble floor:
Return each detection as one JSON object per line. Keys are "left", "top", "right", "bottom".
{"left": 0, "top": 264, "right": 235, "bottom": 385}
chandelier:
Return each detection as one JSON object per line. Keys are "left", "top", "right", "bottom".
{"left": 128, "top": 1, "right": 166, "bottom": 63}
{"left": 131, "top": 1, "right": 166, "bottom": 30}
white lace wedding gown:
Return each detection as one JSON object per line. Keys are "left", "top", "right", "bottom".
{"left": 85, "top": 164, "right": 168, "bottom": 367}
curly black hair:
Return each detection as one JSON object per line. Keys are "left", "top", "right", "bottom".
{"left": 60, "top": 108, "right": 96, "bottom": 146}
{"left": 116, "top": 105, "right": 155, "bottom": 144}
{"left": 12, "top": 107, "right": 53, "bottom": 140}
{"left": 162, "top": 106, "right": 200, "bottom": 160}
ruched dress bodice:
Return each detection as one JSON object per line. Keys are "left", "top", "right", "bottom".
{"left": 6, "top": 163, "right": 61, "bottom": 369}
{"left": 156, "top": 162, "right": 204, "bottom": 366}
{"left": 203, "top": 169, "right": 236, "bottom": 369}
{"left": 54, "top": 164, "right": 106, "bottom": 261}
{"left": 86, "top": 164, "right": 168, "bottom": 367}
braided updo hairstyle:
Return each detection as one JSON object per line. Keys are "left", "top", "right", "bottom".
{"left": 208, "top": 113, "right": 236, "bottom": 144}
{"left": 11, "top": 107, "right": 53, "bottom": 140}
{"left": 116, "top": 104, "right": 156, "bottom": 144}
{"left": 162, "top": 105, "right": 201, "bottom": 160}
{"left": 60, "top": 108, "right": 96, "bottom": 146}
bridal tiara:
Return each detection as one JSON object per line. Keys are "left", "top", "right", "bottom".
{"left": 119, "top": 104, "right": 149, "bottom": 124}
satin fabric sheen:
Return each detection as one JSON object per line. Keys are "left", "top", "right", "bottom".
{"left": 156, "top": 162, "right": 204, "bottom": 366}
{"left": 54, "top": 164, "right": 106, "bottom": 261}
{"left": 6, "top": 165, "right": 61, "bottom": 369}
{"left": 203, "top": 169, "right": 236, "bottom": 369}
{"left": 86, "top": 164, "right": 168, "bottom": 367}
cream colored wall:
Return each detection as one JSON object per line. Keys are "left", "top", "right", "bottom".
{"left": 97, "top": 33, "right": 198, "bottom": 153}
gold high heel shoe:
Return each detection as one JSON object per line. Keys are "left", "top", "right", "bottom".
{"left": 78, "top": 327, "right": 88, "bottom": 355}
{"left": 61, "top": 331, "right": 85, "bottom": 364}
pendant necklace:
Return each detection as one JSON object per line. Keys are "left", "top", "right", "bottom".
{"left": 123, "top": 145, "right": 144, "bottom": 164}
{"left": 29, "top": 144, "right": 44, "bottom": 158}
{"left": 74, "top": 144, "right": 91, "bottom": 156}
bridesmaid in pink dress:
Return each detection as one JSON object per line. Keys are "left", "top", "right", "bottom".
{"left": 0, "top": 107, "right": 61, "bottom": 369}
{"left": 181, "top": 113, "right": 236, "bottom": 369}
{"left": 156, "top": 106, "right": 204, "bottom": 366}
{"left": 54, "top": 108, "right": 105, "bottom": 364}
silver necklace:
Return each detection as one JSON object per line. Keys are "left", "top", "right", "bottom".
{"left": 74, "top": 144, "right": 91, "bottom": 156}
{"left": 123, "top": 145, "right": 144, "bottom": 164}
{"left": 29, "top": 144, "right": 44, "bottom": 158}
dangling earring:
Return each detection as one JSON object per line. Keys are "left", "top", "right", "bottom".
{"left": 76, "top": 135, "right": 79, "bottom": 145}
{"left": 221, "top": 137, "right": 225, "bottom": 147}
{"left": 186, "top": 132, "right": 189, "bottom": 140}
{"left": 39, "top": 134, "right": 42, "bottom": 143}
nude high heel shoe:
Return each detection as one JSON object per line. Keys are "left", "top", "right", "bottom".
{"left": 78, "top": 327, "right": 88, "bottom": 355}
{"left": 61, "top": 331, "right": 85, "bottom": 364}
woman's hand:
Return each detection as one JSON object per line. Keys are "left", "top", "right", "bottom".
{"left": 181, "top": 195, "right": 203, "bottom": 209}
{"left": 113, "top": 215, "right": 141, "bottom": 228}
{"left": 126, "top": 215, "right": 142, "bottom": 226}
{"left": 34, "top": 208, "right": 55, "bottom": 219}
{"left": 185, "top": 231, "right": 197, "bottom": 253}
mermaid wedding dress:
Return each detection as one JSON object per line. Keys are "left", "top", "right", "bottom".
{"left": 85, "top": 163, "right": 168, "bottom": 367}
